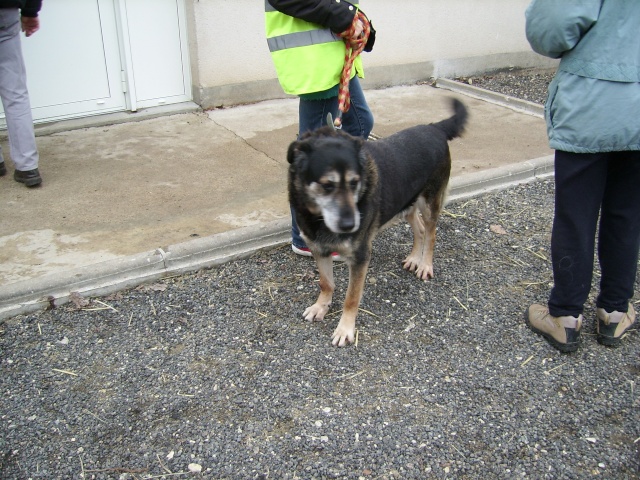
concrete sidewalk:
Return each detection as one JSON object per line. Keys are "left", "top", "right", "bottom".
{"left": 0, "top": 81, "right": 553, "bottom": 319}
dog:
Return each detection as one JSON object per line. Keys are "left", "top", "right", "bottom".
{"left": 287, "top": 98, "right": 468, "bottom": 346}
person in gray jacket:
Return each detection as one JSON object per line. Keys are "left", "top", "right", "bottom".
{"left": 525, "top": 0, "right": 639, "bottom": 352}
{"left": 0, "top": 0, "right": 42, "bottom": 187}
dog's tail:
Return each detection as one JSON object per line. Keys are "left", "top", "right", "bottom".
{"left": 434, "top": 98, "right": 468, "bottom": 141}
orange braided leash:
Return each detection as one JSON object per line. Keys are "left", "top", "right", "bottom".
{"left": 334, "top": 11, "right": 371, "bottom": 128}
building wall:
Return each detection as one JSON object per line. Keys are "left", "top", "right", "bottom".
{"left": 187, "top": 0, "right": 555, "bottom": 109}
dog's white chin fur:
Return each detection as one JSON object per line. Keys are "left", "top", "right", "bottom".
{"left": 322, "top": 211, "right": 360, "bottom": 234}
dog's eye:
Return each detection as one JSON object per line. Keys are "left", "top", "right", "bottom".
{"left": 322, "top": 183, "right": 335, "bottom": 193}
{"left": 349, "top": 179, "right": 359, "bottom": 190}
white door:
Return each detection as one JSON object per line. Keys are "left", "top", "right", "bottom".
{"left": 13, "top": 0, "right": 126, "bottom": 124}
{"left": 0, "top": 0, "right": 191, "bottom": 126}
{"left": 118, "top": 0, "right": 192, "bottom": 110}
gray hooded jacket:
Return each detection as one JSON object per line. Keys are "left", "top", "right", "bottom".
{"left": 526, "top": 0, "right": 640, "bottom": 153}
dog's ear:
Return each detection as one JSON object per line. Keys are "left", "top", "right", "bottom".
{"left": 354, "top": 136, "right": 367, "bottom": 170}
{"left": 287, "top": 140, "right": 313, "bottom": 178}
{"left": 286, "top": 140, "right": 299, "bottom": 165}
{"left": 286, "top": 139, "right": 312, "bottom": 165}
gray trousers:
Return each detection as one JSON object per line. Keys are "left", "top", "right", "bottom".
{"left": 0, "top": 8, "right": 38, "bottom": 171}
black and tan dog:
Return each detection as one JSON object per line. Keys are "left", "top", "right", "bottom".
{"left": 288, "top": 98, "right": 468, "bottom": 346}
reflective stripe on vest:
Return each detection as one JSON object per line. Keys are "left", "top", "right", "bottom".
{"left": 267, "top": 29, "right": 341, "bottom": 53}
{"left": 265, "top": 0, "right": 363, "bottom": 96}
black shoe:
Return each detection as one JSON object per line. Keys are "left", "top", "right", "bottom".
{"left": 0, "top": 161, "right": 6, "bottom": 176}
{"left": 14, "top": 168, "right": 42, "bottom": 187}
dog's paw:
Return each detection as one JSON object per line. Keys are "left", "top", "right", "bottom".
{"left": 331, "top": 324, "right": 355, "bottom": 347}
{"left": 402, "top": 254, "right": 421, "bottom": 272}
{"left": 414, "top": 264, "right": 434, "bottom": 281}
{"left": 402, "top": 257, "right": 434, "bottom": 281}
{"left": 303, "top": 303, "right": 330, "bottom": 321}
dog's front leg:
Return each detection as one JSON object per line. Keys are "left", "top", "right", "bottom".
{"left": 303, "top": 255, "right": 334, "bottom": 322}
{"left": 332, "top": 259, "right": 369, "bottom": 347}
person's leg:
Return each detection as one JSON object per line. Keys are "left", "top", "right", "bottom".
{"left": 596, "top": 151, "right": 640, "bottom": 311}
{"left": 340, "top": 76, "right": 374, "bottom": 139}
{"left": 0, "top": 143, "right": 6, "bottom": 175}
{"left": 0, "top": 9, "right": 39, "bottom": 174}
{"left": 298, "top": 77, "right": 373, "bottom": 140}
{"left": 547, "top": 150, "right": 609, "bottom": 317}
{"left": 593, "top": 151, "right": 640, "bottom": 345}
{"left": 289, "top": 207, "right": 310, "bottom": 253}
{"left": 299, "top": 96, "right": 337, "bottom": 137}
{"left": 0, "top": 10, "right": 16, "bottom": 176}
{"left": 527, "top": 150, "right": 608, "bottom": 352}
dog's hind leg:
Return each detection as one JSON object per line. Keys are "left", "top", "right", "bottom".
{"left": 303, "top": 255, "right": 334, "bottom": 322}
{"left": 402, "top": 201, "right": 428, "bottom": 277}
{"left": 332, "top": 259, "right": 370, "bottom": 347}
{"left": 403, "top": 187, "right": 446, "bottom": 281}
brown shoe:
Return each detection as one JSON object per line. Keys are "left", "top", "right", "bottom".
{"left": 596, "top": 303, "right": 636, "bottom": 347}
{"left": 526, "top": 304, "right": 582, "bottom": 353}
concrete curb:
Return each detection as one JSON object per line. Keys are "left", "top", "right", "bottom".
{"left": 0, "top": 156, "right": 554, "bottom": 321}
{"left": 435, "top": 78, "right": 545, "bottom": 118}
{"left": 0, "top": 220, "right": 290, "bottom": 320}
{"left": 448, "top": 154, "right": 554, "bottom": 203}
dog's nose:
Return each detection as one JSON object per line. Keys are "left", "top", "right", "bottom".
{"left": 338, "top": 215, "right": 355, "bottom": 231}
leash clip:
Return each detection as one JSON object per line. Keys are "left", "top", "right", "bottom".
{"left": 326, "top": 112, "right": 343, "bottom": 130}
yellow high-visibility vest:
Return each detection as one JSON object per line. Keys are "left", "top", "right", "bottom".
{"left": 265, "top": 0, "right": 364, "bottom": 96}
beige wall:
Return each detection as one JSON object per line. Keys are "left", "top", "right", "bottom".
{"left": 187, "top": 0, "right": 555, "bottom": 109}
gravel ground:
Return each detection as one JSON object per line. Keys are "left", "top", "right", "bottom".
{"left": 1, "top": 70, "right": 639, "bottom": 479}
{"left": 454, "top": 67, "right": 556, "bottom": 105}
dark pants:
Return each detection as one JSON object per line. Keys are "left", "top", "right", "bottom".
{"left": 548, "top": 150, "right": 640, "bottom": 317}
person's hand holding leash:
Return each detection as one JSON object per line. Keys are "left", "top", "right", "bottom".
{"left": 352, "top": 18, "right": 364, "bottom": 40}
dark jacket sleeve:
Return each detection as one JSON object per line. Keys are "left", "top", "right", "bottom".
{"left": 21, "top": 0, "right": 42, "bottom": 17}
{"left": 0, "top": 1, "right": 41, "bottom": 16}
{"left": 267, "top": 0, "right": 356, "bottom": 33}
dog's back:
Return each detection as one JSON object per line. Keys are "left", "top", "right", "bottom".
{"left": 365, "top": 98, "right": 468, "bottom": 226}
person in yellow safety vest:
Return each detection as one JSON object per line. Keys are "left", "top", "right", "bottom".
{"left": 265, "top": 0, "right": 375, "bottom": 258}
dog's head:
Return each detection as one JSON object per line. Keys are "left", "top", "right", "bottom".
{"left": 288, "top": 127, "right": 367, "bottom": 234}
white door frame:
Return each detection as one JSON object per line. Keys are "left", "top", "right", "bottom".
{"left": 115, "top": 0, "right": 138, "bottom": 112}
